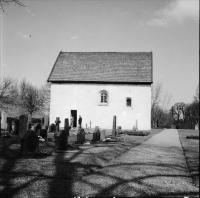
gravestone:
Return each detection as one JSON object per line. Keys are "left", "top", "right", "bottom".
{"left": 100, "top": 129, "right": 106, "bottom": 140}
{"left": 49, "top": 123, "right": 56, "bottom": 132}
{"left": 19, "top": 115, "right": 27, "bottom": 136}
{"left": 112, "top": 115, "right": 116, "bottom": 137}
{"left": 7, "top": 117, "right": 12, "bottom": 132}
{"left": 77, "top": 128, "right": 85, "bottom": 144}
{"left": 64, "top": 118, "right": 69, "bottom": 137}
{"left": 20, "top": 129, "right": 39, "bottom": 155}
{"left": 89, "top": 120, "right": 92, "bottom": 129}
{"left": 117, "top": 126, "right": 122, "bottom": 134}
{"left": 40, "top": 128, "right": 47, "bottom": 139}
{"left": 14, "top": 120, "right": 19, "bottom": 135}
{"left": 1, "top": 111, "right": 7, "bottom": 130}
{"left": 55, "top": 117, "right": 61, "bottom": 132}
{"left": 92, "top": 126, "right": 100, "bottom": 141}
{"left": 55, "top": 118, "right": 69, "bottom": 150}
{"left": 34, "top": 123, "right": 41, "bottom": 135}
{"left": 195, "top": 124, "right": 199, "bottom": 130}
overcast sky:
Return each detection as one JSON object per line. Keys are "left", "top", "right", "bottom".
{"left": 1, "top": 0, "right": 199, "bottom": 107}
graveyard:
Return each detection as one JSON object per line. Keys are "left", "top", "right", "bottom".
{"left": 0, "top": 114, "right": 199, "bottom": 197}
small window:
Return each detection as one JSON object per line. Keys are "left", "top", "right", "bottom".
{"left": 126, "top": 98, "right": 131, "bottom": 107}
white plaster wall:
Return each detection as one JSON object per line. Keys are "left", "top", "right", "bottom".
{"left": 50, "top": 83, "right": 151, "bottom": 130}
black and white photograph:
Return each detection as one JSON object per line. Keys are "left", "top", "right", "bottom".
{"left": 0, "top": 0, "right": 199, "bottom": 197}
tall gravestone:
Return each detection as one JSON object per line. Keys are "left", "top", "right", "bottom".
{"left": 55, "top": 118, "right": 69, "bottom": 150}
{"left": 112, "top": 115, "right": 116, "bottom": 137}
{"left": 64, "top": 118, "right": 69, "bottom": 137}
{"left": 19, "top": 115, "right": 27, "bottom": 136}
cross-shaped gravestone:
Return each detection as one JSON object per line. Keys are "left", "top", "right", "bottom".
{"left": 55, "top": 117, "right": 61, "bottom": 132}
{"left": 89, "top": 120, "right": 92, "bottom": 129}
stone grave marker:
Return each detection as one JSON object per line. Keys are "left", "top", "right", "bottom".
{"left": 92, "top": 126, "right": 100, "bottom": 141}
{"left": 19, "top": 115, "right": 27, "bottom": 136}
{"left": 77, "top": 128, "right": 85, "bottom": 144}
{"left": 49, "top": 123, "right": 56, "bottom": 132}
{"left": 117, "top": 126, "right": 122, "bottom": 135}
{"left": 34, "top": 123, "right": 41, "bottom": 136}
{"left": 20, "top": 129, "right": 39, "bottom": 155}
{"left": 64, "top": 118, "right": 69, "bottom": 137}
{"left": 40, "top": 128, "right": 47, "bottom": 139}
{"left": 89, "top": 120, "right": 92, "bottom": 128}
{"left": 55, "top": 117, "right": 60, "bottom": 132}
{"left": 11, "top": 120, "right": 15, "bottom": 132}
{"left": 112, "top": 115, "right": 116, "bottom": 137}
{"left": 7, "top": 117, "right": 12, "bottom": 132}
{"left": 1, "top": 111, "right": 7, "bottom": 130}
{"left": 55, "top": 118, "right": 69, "bottom": 150}
{"left": 14, "top": 120, "right": 19, "bottom": 135}
{"left": 100, "top": 129, "right": 106, "bottom": 140}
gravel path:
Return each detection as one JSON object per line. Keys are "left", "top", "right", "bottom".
{"left": 73, "top": 129, "right": 199, "bottom": 197}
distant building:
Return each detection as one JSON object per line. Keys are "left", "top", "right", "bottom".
{"left": 47, "top": 52, "right": 153, "bottom": 130}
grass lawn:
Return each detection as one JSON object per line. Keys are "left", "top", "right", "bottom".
{"left": 178, "top": 129, "right": 199, "bottom": 187}
{"left": 3, "top": 128, "right": 197, "bottom": 197}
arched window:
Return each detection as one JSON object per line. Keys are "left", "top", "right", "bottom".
{"left": 99, "top": 90, "right": 108, "bottom": 105}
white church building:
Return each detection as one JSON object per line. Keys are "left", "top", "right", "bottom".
{"left": 47, "top": 52, "right": 153, "bottom": 130}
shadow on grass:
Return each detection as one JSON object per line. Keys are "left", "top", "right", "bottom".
{"left": 0, "top": 137, "right": 41, "bottom": 197}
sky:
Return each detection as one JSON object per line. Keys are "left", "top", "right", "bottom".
{"left": 1, "top": 0, "right": 199, "bottom": 108}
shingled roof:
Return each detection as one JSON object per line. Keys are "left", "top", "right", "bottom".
{"left": 47, "top": 52, "right": 153, "bottom": 83}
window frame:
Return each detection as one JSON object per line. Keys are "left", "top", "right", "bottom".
{"left": 99, "top": 90, "right": 108, "bottom": 106}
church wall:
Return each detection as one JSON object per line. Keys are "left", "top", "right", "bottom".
{"left": 50, "top": 83, "right": 151, "bottom": 130}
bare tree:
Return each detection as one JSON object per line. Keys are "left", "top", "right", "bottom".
{"left": 151, "top": 82, "right": 172, "bottom": 127}
{"left": 41, "top": 82, "right": 51, "bottom": 114}
{"left": 18, "top": 79, "right": 47, "bottom": 119}
{"left": 0, "top": 0, "right": 25, "bottom": 12}
{"left": 0, "top": 77, "right": 18, "bottom": 111}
